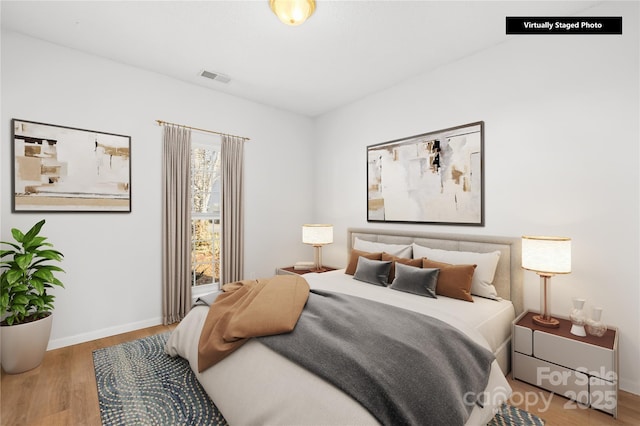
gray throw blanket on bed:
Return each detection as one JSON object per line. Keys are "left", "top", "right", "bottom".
{"left": 257, "top": 289, "right": 495, "bottom": 426}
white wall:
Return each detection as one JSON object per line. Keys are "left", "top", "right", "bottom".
{"left": 314, "top": 2, "right": 639, "bottom": 394}
{"left": 1, "top": 31, "right": 315, "bottom": 348}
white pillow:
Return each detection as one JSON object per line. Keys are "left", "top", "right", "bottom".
{"left": 354, "top": 237, "right": 412, "bottom": 258}
{"left": 412, "top": 243, "right": 501, "bottom": 299}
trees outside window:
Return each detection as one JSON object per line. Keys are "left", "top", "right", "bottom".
{"left": 190, "top": 141, "right": 221, "bottom": 288}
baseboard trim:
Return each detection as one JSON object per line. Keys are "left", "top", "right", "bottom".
{"left": 620, "top": 378, "right": 640, "bottom": 397}
{"left": 47, "top": 317, "right": 163, "bottom": 350}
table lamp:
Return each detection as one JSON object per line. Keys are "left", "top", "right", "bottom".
{"left": 522, "top": 235, "right": 571, "bottom": 328}
{"left": 302, "top": 224, "right": 333, "bottom": 272}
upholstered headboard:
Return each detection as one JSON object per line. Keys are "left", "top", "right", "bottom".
{"left": 347, "top": 228, "right": 523, "bottom": 315}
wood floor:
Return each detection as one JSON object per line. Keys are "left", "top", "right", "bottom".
{"left": 1, "top": 325, "right": 639, "bottom": 425}
{"left": 1, "top": 324, "right": 176, "bottom": 426}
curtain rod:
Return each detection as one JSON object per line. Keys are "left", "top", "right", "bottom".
{"left": 156, "top": 119, "right": 250, "bottom": 141}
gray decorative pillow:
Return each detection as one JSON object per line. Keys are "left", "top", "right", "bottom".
{"left": 353, "top": 256, "right": 392, "bottom": 286}
{"left": 389, "top": 262, "right": 439, "bottom": 299}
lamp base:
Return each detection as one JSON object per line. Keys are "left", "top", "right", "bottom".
{"left": 532, "top": 314, "right": 560, "bottom": 328}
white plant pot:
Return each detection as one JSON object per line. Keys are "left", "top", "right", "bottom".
{"left": 1, "top": 314, "right": 53, "bottom": 374}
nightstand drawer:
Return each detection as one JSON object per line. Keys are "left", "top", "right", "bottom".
{"left": 590, "top": 377, "right": 617, "bottom": 415}
{"left": 513, "top": 323, "right": 532, "bottom": 355}
{"left": 513, "top": 352, "right": 589, "bottom": 405}
{"left": 533, "top": 331, "right": 615, "bottom": 378}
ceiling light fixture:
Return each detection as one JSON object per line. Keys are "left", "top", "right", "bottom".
{"left": 270, "top": 0, "right": 316, "bottom": 26}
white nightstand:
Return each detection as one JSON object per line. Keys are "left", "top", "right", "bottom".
{"left": 512, "top": 311, "right": 618, "bottom": 417}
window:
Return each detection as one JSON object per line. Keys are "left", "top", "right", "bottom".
{"left": 190, "top": 136, "right": 221, "bottom": 291}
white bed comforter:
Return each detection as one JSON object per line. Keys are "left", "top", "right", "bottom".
{"left": 166, "top": 271, "right": 513, "bottom": 425}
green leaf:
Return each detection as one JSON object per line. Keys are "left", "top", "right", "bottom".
{"left": 1, "top": 247, "right": 20, "bottom": 258}
{"left": 15, "top": 253, "right": 33, "bottom": 270}
{"left": 28, "top": 293, "right": 45, "bottom": 307}
{"left": 37, "top": 265, "right": 65, "bottom": 273}
{"left": 35, "top": 250, "right": 64, "bottom": 261}
{"left": 6, "top": 316, "right": 14, "bottom": 326}
{"left": 51, "top": 277, "right": 65, "bottom": 288}
{"left": 10, "top": 228, "right": 25, "bottom": 243}
{"left": 13, "top": 294, "right": 29, "bottom": 305}
{"left": 12, "top": 284, "right": 29, "bottom": 292}
{"left": 23, "top": 220, "right": 45, "bottom": 243}
{"left": 31, "top": 279, "right": 45, "bottom": 294}
{"left": 33, "top": 268, "right": 54, "bottom": 282}
{"left": 0, "top": 293, "right": 9, "bottom": 310}
{"left": 23, "top": 236, "right": 47, "bottom": 250}
{"left": 5, "top": 270, "right": 23, "bottom": 285}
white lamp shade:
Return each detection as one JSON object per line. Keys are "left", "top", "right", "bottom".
{"left": 302, "top": 224, "right": 333, "bottom": 245}
{"left": 270, "top": 0, "right": 316, "bottom": 26}
{"left": 522, "top": 236, "right": 571, "bottom": 274}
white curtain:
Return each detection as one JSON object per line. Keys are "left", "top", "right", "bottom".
{"left": 161, "top": 125, "right": 192, "bottom": 324}
{"left": 221, "top": 135, "right": 245, "bottom": 285}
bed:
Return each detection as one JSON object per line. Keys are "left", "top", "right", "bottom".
{"left": 166, "top": 228, "right": 523, "bottom": 425}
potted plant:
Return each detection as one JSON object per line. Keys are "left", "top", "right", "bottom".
{"left": 0, "top": 219, "right": 64, "bottom": 373}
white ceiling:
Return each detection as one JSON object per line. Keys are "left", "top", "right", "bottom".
{"left": 1, "top": 1, "right": 600, "bottom": 117}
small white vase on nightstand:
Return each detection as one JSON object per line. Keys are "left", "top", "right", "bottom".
{"left": 569, "top": 297, "right": 587, "bottom": 337}
{"left": 586, "top": 306, "right": 607, "bottom": 337}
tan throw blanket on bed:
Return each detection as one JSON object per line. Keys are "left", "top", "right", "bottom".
{"left": 198, "top": 275, "right": 310, "bottom": 372}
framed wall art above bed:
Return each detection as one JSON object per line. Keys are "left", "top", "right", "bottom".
{"left": 11, "top": 119, "right": 131, "bottom": 212}
{"left": 367, "top": 121, "right": 484, "bottom": 225}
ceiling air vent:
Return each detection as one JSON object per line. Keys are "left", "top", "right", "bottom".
{"left": 200, "top": 70, "right": 231, "bottom": 84}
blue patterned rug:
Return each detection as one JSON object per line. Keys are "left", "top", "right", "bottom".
{"left": 488, "top": 403, "right": 545, "bottom": 426}
{"left": 92, "top": 332, "right": 227, "bottom": 425}
{"left": 93, "top": 333, "right": 544, "bottom": 425}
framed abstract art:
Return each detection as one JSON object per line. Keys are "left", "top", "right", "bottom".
{"left": 367, "top": 121, "right": 484, "bottom": 225}
{"left": 12, "top": 119, "right": 131, "bottom": 212}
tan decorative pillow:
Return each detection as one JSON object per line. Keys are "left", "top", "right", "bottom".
{"left": 422, "top": 258, "right": 476, "bottom": 302}
{"left": 413, "top": 244, "right": 500, "bottom": 299}
{"left": 345, "top": 249, "right": 383, "bottom": 275}
{"left": 382, "top": 253, "right": 423, "bottom": 283}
